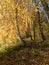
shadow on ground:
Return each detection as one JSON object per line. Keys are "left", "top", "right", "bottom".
{"left": 0, "top": 39, "right": 49, "bottom": 65}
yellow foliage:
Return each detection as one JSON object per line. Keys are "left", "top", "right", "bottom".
{"left": 0, "top": 0, "right": 37, "bottom": 51}
{"left": 0, "top": 0, "right": 17, "bottom": 48}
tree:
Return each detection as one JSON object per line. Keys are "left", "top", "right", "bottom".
{"left": 16, "top": 8, "right": 25, "bottom": 45}
{"left": 36, "top": 6, "right": 46, "bottom": 41}
{"left": 40, "top": 0, "right": 49, "bottom": 23}
{"left": 26, "top": 22, "right": 33, "bottom": 40}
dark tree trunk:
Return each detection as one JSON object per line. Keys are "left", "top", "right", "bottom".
{"left": 16, "top": 8, "right": 25, "bottom": 46}
{"left": 41, "top": 0, "right": 49, "bottom": 18}
{"left": 34, "top": 0, "right": 46, "bottom": 40}
{"left": 37, "top": 9, "right": 46, "bottom": 41}
{"left": 33, "top": 21, "right": 36, "bottom": 41}
{"left": 41, "top": 0, "right": 49, "bottom": 11}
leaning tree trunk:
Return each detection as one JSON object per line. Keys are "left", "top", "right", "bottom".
{"left": 41, "top": 0, "right": 49, "bottom": 22}
{"left": 16, "top": 8, "right": 25, "bottom": 45}
{"left": 37, "top": 8, "right": 46, "bottom": 41}
{"left": 34, "top": 0, "right": 46, "bottom": 41}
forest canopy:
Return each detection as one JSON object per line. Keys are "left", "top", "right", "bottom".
{"left": 0, "top": 0, "right": 49, "bottom": 52}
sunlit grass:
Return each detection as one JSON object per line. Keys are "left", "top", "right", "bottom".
{"left": 0, "top": 39, "right": 22, "bottom": 53}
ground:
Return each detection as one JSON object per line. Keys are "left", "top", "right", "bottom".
{"left": 0, "top": 40, "right": 49, "bottom": 65}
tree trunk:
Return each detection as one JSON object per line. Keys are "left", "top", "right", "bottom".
{"left": 26, "top": 22, "right": 33, "bottom": 40}
{"left": 33, "top": 21, "right": 36, "bottom": 41}
{"left": 41, "top": 0, "right": 49, "bottom": 11}
{"left": 37, "top": 9, "right": 46, "bottom": 41}
{"left": 35, "top": 0, "right": 46, "bottom": 40}
{"left": 16, "top": 8, "right": 25, "bottom": 45}
{"left": 41, "top": 0, "right": 49, "bottom": 18}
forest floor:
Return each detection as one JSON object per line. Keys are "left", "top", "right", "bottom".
{"left": 0, "top": 39, "right": 49, "bottom": 65}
